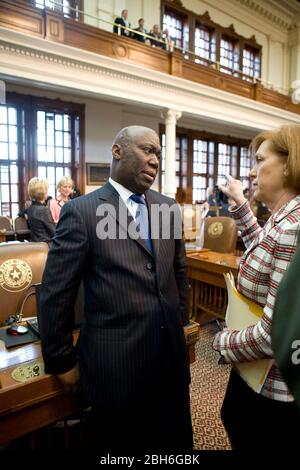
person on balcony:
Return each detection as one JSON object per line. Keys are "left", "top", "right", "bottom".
{"left": 149, "top": 24, "right": 163, "bottom": 48}
{"left": 133, "top": 18, "right": 147, "bottom": 43}
{"left": 113, "top": 9, "right": 131, "bottom": 37}
{"left": 161, "top": 29, "right": 174, "bottom": 51}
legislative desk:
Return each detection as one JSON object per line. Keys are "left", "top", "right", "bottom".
{"left": 0, "top": 325, "right": 199, "bottom": 446}
{"left": 187, "top": 250, "right": 241, "bottom": 323}
{"left": 0, "top": 329, "right": 82, "bottom": 447}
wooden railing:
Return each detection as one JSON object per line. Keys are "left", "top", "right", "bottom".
{"left": 1, "top": 0, "right": 299, "bottom": 115}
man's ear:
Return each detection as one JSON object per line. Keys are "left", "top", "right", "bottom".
{"left": 112, "top": 144, "right": 121, "bottom": 160}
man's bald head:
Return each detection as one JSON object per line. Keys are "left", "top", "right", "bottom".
{"left": 113, "top": 126, "right": 157, "bottom": 149}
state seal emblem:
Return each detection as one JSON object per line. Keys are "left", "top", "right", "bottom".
{"left": 208, "top": 222, "right": 223, "bottom": 238}
{"left": 0, "top": 259, "right": 32, "bottom": 292}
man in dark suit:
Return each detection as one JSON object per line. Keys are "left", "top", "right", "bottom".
{"left": 113, "top": 9, "right": 130, "bottom": 37}
{"left": 272, "top": 236, "right": 300, "bottom": 410}
{"left": 39, "top": 126, "right": 193, "bottom": 451}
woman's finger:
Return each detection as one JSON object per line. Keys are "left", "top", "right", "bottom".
{"left": 218, "top": 183, "right": 228, "bottom": 194}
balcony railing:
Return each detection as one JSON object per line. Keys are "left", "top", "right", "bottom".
{"left": 0, "top": 0, "right": 299, "bottom": 114}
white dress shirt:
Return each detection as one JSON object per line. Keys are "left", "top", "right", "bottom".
{"left": 109, "top": 177, "right": 144, "bottom": 221}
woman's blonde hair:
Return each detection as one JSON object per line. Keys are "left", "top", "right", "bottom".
{"left": 28, "top": 177, "right": 49, "bottom": 201}
{"left": 250, "top": 124, "right": 300, "bottom": 191}
{"left": 57, "top": 176, "right": 74, "bottom": 191}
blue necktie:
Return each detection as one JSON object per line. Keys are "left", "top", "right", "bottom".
{"left": 129, "top": 193, "right": 153, "bottom": 254}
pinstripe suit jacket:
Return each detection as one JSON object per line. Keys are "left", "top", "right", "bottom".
{"left": 40, "top": 182, "right": 190, "bottom": 409}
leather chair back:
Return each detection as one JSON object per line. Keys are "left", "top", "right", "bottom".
{"left": 0, "top": 216, "right": 15, "bottom": 240}
{"left": 14, "top": 216, "right": 29, "bottom": 231}
{"left": 203, "top": 216, "right": 237, "bottom": 254}
{"left": 0, "top": 242, "right": 48, "bottom": 324}
{"left": 0, "top": 216, "right": 13, "bottom": 231}
{"left": 14, "top": 217, "right": 31, "bottom": 241}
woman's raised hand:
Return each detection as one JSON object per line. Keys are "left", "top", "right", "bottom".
{"left": 218, "top": 175, "right": 246, "bottom": 208}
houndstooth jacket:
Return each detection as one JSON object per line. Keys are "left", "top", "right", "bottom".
{"left": 213, "top": 195, "right": 300, "bottom": 401}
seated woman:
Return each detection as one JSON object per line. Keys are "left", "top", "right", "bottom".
{"left": 213, "top": 124, "right": 300, "bottom": 449}
{"left": 49, "top": 176, "right": 74, "bottom": 223}
{"left": 27, "top": 177, "right": 56, "bottom": 244}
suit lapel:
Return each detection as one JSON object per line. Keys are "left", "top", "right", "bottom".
{"left": 98, "top": 182, "right": 154, "bottom": 257}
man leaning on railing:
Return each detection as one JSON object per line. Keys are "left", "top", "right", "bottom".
{"left": 113, "top": 9, "right": 131, "bottom": 37}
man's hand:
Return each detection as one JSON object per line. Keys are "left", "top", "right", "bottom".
{"left": 57, "top": 364, "right": 80, "bottom": 394}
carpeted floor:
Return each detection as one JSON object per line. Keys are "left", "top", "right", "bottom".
{"left": 190, "top": 322, "right": 232, "bottom": 450}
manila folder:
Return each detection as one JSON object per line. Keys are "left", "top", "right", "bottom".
{"left": 224, "top": 272, "right": 273, "bottom": 393}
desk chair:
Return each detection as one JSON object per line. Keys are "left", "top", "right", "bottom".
{"left": 203, "top": 216, "right": 237, "bottom": 254}
{"left": 14, "top": 216, "right": 31, "bottom": 241}
{"left": 0, "top": 242, "right": 48, "bottom": 325}
{"left": 0, "top": 216, "right": 15, "bottom": 241}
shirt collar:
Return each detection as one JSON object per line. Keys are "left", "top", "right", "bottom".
{"left": 109, "top": 177, "right": 135, "bottom": 205}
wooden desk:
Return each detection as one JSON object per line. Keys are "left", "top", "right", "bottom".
{"left": 0, "top": 331, "right": 82, "bottom": 447}
{"left": 187, "top": 251, "right": 241, "bottom": 323}
{"left": 0, "top": 327, "right": 198, "bottom": 446}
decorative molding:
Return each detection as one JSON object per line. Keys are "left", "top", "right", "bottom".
{"left": 202, "top": 11, "right": 211, "bottom": 21}
{"left": 228, "top": 24, "right": 236, "bottom": 34}
{"left": 235, "top": 0, "right": 292, "bottom": 30}
{"left": 0, "top": 34, "right": 299, "bottom": 131}
{"left": 0, "top": 40, "right": 172, "bottom": 91}
{"left": 170, "top": 0, "right": 183, "bottom": 6}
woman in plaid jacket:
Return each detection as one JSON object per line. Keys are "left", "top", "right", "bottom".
{"left": 213, "top": 124, "right": 300, "bottom": 450}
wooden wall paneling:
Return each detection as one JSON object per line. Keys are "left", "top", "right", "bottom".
{"left": 182, "top": 60, "right": 255, "bottom": 100}
{"left": 255, "top": 83, "right": 289, "bottom": 109}
{"left": 0, "top": 0, "right": 44, "bottom": 38}
{"left": 182, "top": 60, "right": 221, "bottom": 87}
{"left": 221, "top": 74, "right": 254, "bottom": 99}
{"left": 169, "top": 50, "right": 183, "bottom": 76}
{"left": 45, "top": 11, "right": 65, "bottom": 43}
{"left": 62, "top": 20, "right": 170, "bottom": 73}
{"left": 127, "top": 45, "right": 169, "bottom": 74}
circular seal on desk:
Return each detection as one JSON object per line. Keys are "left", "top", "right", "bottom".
{"left": 208, "top": 222, "right": 223, "bottom": 238}
{"left": 11, "top": 361, "right": 45, "bottom": 383}
{"left": 0, "top": 259, "right": 32, "bottom": 292}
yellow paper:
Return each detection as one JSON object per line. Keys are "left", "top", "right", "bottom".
{"left": 224, "top": 272, "right": 273, "bottom": 393}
